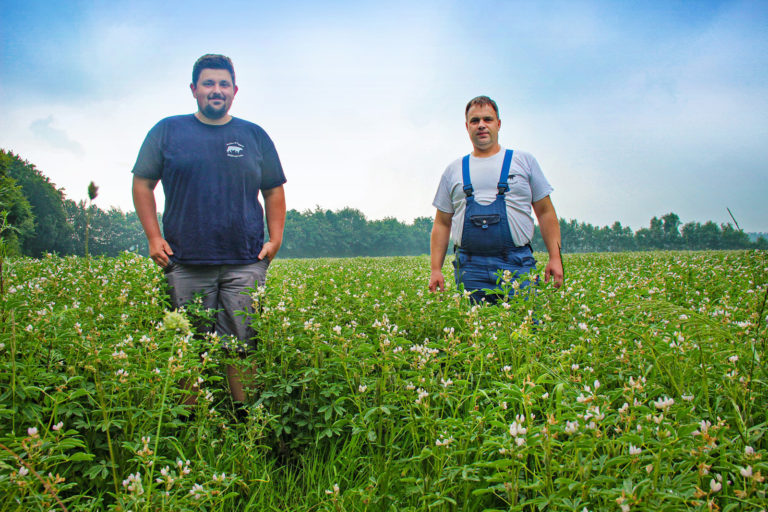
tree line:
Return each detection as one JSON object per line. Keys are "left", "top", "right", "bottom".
{"left": 1, "top": 149, "right": 766, "bottom": 259}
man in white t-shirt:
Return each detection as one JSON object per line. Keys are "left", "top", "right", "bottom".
{"left": 429, "top": 96, "right": 563, "bottom": 302}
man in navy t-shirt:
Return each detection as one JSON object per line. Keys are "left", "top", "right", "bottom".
{"left": 132, "top": 54, "right": 286, "bottom": 417}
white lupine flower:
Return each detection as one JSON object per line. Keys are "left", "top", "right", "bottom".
{"left": 692, "top": 420, "right": 711, "bottom": 436}
{"left": 629, "top": 444, "right": 642, "bottom": 455}
{"left": 509, "top": 421, "right": 527, "bottom": 437}
{"left": 740, "top": 466, "right": 753, "bottom": 478}
{"left": 653, "top": 396, "right": 674, "bottom": 411}
{"left": 565, "top": 421, "right": 579, "bottom": 434}
{"left": 27, "top": 427, "right": 38, "bottom": 437}
{"left": 709, "top": 479, "right": 721, "bottom": 492}
{"left": 18, "top": 466, "right": 29, "bottom": 477}
{"left": 358, "top": 384, "right": 367, "bottom": 393}
{"left": 189, "top": 483, "right": 204, "bottom": 499}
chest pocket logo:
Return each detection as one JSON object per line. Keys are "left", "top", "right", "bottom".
{"left": 226, "top": 142, "right": 245, "bottom": 158}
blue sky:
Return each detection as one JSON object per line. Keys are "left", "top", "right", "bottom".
{"left": 2, "top": 0, "right": 767, "bottom": 232}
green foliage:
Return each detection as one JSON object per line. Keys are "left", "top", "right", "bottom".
{"left": 1, "top": 149, "right": 73, "bottom": 256}
{"left": 533, "top": 214, "right": 762, "bottom": 253}
{"left": 280, "top": 207, "right": 432, "bottom": 257}
{"left": 64, "top": 200, "right": 149, "bottom": 257}
{"left": 0, "top": 171, "right": 34, "bottom": 256}
{"left": 1, "top": 251, "right": 767, "bottom": 510}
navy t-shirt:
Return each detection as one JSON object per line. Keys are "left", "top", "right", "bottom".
{"left": 132, "top": 114, "right": 286, "bottom": 264}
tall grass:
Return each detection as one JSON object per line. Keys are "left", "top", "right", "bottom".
{"left": 1, "top": 251, "right": 766, "bottom": 511}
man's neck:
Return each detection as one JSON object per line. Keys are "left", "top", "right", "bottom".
{"left": 195, "top": 111, "right": 232, "bottom": 126}
{"left": 471, "top": 144, "right": 502, "bottom": 158}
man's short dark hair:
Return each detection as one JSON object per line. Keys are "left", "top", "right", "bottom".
{"left": 192, "top": 54, "right": 236, "bottom": 86}
{"left": 465, "top": 96, "right": 499, "bottom": 119}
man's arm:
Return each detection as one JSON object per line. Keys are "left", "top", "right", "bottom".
{"left": 429, "top": 209, "right": 453, "bottom": 292}
{"left": 259, "top": 185, "right": 286, "bottom": 262}
{"left": 132, "top": 175, "right": 173, "bottom": 267}
{"left": 532, "top": 195, "right": 563, "bottom": 287}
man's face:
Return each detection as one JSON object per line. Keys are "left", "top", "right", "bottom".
{"left": 191, "top": 68, "right": 238, "bottom": 120}
{"left": 465, "top": 104, "right": 501, "bottom": 153}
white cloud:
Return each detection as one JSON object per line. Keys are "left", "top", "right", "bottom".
{"left": 29, "top": 116, "right": 85, "bottom": 157}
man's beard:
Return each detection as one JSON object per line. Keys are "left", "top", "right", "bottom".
{"left": 202, "top": 103, "right": 227, "bottom": 119}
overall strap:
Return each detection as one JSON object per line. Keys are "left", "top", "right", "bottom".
{"left": 497, "top": 149, "right": 514, "bottom": 195}
{"left": 461, "top": 155, "right": 473, "bottom": 197}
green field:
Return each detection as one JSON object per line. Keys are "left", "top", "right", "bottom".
{"left": 1, "top": 251, "right": 767, "bottom": 511}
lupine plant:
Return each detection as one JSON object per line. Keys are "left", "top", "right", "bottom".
{"left": 0, "top": 251, "right": 766, "bottom": 511}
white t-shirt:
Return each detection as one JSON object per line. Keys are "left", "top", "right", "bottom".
{"left": 432, "top": 148, "right": 553, "bottom": 247}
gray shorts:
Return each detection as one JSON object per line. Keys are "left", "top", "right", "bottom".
{"left": 164, "top": 259, "right": 270, "bottom": 352}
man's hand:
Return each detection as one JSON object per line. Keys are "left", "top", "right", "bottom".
{"left": 532, "top": 196, "right": 564, "bottom": 288}
{"left": 133, "top": 176, "right": 173, "bottom": 268}
{"left": 429, "top": 269, "right": 445, "bottom": 292}
{"left": 261, "top": 185, "right": 286, "bottom": 263}
{"left": 148, "top": 236, "right": 173, "bottom": 267}
{"left": 543, "top": 257, "right": 564, "bottom": 288}
{"left": 258, "top": 240, "right": 279, "bottom": 262}
{"left": 429, "top": 209, "right": 452, "bottom": 293}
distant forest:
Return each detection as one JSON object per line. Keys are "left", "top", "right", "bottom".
{"left": 2, "top": 149, "right": 767, "bottom": 259}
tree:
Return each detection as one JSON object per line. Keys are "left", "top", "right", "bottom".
{"left": 2, "top": 150, "right": 73, "bottom": 256}
{"left": 661, "top": 213, "right": 682, "bottom": 249}
{"left": 0, "top": 168, "right": 34, "bottom": 255}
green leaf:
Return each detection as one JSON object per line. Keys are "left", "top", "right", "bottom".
{"left": 67, "top": 452, "right": 95, "bottom": 462}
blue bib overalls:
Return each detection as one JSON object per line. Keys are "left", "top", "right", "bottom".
{"left": 453, "top": 149, "right": 537, "bottom": 303}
